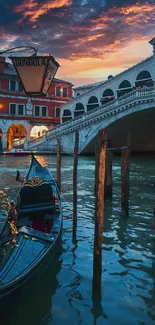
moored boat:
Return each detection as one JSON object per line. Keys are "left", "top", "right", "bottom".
{"left": 0, "top": 155, "right": 62, "bottom": 298}
{"left": 3, "top": 148, "right": 32, "bottom": 156}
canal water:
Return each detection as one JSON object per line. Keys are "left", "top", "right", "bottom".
{"left": 0, "top": 154, "right": 155, "bottom": 325}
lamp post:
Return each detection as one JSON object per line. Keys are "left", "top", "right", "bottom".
{"left": 0, "top": 46, "right": 60, "bottom": 96}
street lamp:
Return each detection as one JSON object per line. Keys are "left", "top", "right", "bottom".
{"left": 0, "top": 46, "right": 60, "bottom": 96}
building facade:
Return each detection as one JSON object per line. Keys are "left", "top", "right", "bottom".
{"left": 0, "top": 56, "right": 73, "bottom": 150}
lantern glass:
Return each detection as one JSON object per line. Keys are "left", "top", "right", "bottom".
{"left": 10, "top": 55, "right": 60, "bottom": 96}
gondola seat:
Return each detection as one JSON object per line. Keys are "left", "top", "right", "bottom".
{"left": 19, "top": 182, "right": 55, "bottom": 217}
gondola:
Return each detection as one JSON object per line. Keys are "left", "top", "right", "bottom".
{"left": 0, "top": 155, "right": 63, "bottom": 298}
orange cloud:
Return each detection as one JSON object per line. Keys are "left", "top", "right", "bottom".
{"left": 92, "top": 2, "right": 155, "bottom": 27}
{"left": 14, "top": 0, "right": 71, "bottom": 23}
{"left": 68, "top": 33, "right": 104, "bottom": 45}
{"left": 87, "top": 34, "right": 104, "bottom": 41}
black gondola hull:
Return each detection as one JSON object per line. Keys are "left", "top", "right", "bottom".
{"left": 0, "top": 155, "right": 63, "bottom": 299}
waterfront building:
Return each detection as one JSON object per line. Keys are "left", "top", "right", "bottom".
{"left": 0, "top": 56, "right": 73, "bottom": 150}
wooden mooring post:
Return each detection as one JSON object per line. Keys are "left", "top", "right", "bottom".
{"left": 73, "top": 130, "right": 79, "bottom": 231}
{"left": 104, "top": 150, "right": 113, "bottom": 198}
{"left": 57, "top": 139, "right": 61, "bottom": 192}
{"left": 121, "top": 136, "right": 131, "bottom": 216}
{"left": 93, "top": 129, "right": 106, "bottom": 296}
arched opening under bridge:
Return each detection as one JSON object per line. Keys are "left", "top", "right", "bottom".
{"left": 30, "top": 125, "right": 49, "bottom": 138}
{"left": 83, "top": 108, "right": 155, "bottom": 154}
{"left": 7, "top": 124, "right": 27, "bottom": 150}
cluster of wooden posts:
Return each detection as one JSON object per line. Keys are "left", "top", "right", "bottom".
{"left": 56, "top": 129, "right": 130, "bottom": 298}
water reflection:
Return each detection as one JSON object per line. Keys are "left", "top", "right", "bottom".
{"left": 1, "top": 253, "right": 62, "bottom": 325}
{"left": 0, "top": 154, "right": 155, "bottom": 324}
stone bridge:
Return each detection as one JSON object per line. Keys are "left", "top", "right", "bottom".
{"left": 27, "top": 39, "right": 155, "bottom": 154}
{"left": 27, "top": 86, "right": 155, "bottom": 154}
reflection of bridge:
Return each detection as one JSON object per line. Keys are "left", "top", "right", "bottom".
{"left": 27, "top": 39, "right": 155, "bottom": 154}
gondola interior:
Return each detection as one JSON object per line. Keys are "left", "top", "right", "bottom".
{"left": 17, "top": 174, "right": 59, "bottom": 233}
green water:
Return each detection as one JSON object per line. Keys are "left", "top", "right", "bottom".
{"left": 0, "top": 154, "right": 155, "bottom": 325}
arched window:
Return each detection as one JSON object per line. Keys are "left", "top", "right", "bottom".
{"left": 87, "top": 96, "right": 99, "bottom": 112}
{"left": 101, "top": 89, "right": 115, "bottom": 104}
{"left": 10, "top": 80, "right": 16, "bottom": 91}
{"left": 117, "top": 80, "right": 132, "bottom": 98}
{"left": 74, "top": 103, "right": 85, "bottom": 118}
{"left": 62, "top": 109, "right": 72, "bottom": 123}
{"left": 30, "top": 126, "right": 48, "bottom": 138}
{"left": 135, "top": 70, "right": 153, "bottom": 88}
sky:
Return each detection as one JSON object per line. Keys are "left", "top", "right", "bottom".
{"left": 0, "top": 0, "right": 155, "bottom": 87}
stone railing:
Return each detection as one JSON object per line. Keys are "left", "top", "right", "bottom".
{"left": 28, "top": 86, "right": 155, "bottom": 148}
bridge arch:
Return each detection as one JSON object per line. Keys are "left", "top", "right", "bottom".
{"left": 62, "top": 109, "right": 72, "bottom": 123}
{"left": 74, "top": 103, "right": 85, "bottom": 118}
{"left": 135, "top": 70, "right": 153, "bottom": 88}
{"left": 6, "top": 123, "right": 27, "bottom": 150}
{"left": 79, "top": 102, "right": 155, "bottom": 154}
{"left": 87, "top": 96, "right": 99, "bottom": 112}
{"left": 117, "top": 80, "right": 132, "bottom": 98}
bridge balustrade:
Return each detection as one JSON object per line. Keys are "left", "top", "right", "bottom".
{"left": 27, "top": 86, "right": 155, "bottom": 148}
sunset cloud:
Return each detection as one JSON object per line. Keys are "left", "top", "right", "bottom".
{"left": 14, "top": 0, "right": 71, "bottom": 23}
{"left": 0, "top": 0, "right": 154, "bottom": 85}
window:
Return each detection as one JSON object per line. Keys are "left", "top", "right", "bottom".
{"left": 18, "top": 82, "right": 24, "bottom": 92}
{"left": 63, "top": 88, "right": 68, "bottom": 97}
{"left": 18, "top": 104, "right": 24, "bottom": 115}
{"left": 10, "top": 104, "right": 16, "bottom": 115}
{"left": 10, "top": 80, "right": 16, "bottom": 91}
{"left": 55, "top": 107, "right": 60, "bottom": 118}
{"left": 56, "top": 87, "right": 61, "bottom": 96}
{"left": 34, "top": 106, "right": 40, "bottom": 116}
{"left": 42, "top": 106, "right": 47, "bottom": 117}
